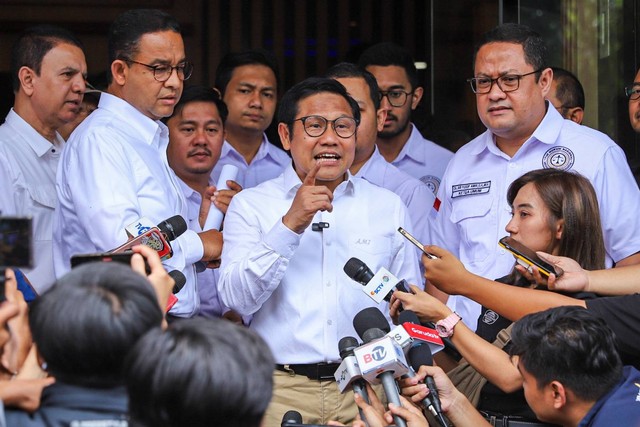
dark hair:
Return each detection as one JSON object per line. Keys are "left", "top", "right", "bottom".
{"left": 11, "top": 25, "right": 84, "bottom": 92}
{"left": 474, "top": 23, "right": 547, "bottom": 81}
{"left": 214, "top": 49, "right": 279, "bottom": 97}
{"left": 325, "top": 62, "right": 381, "bottom": 109}
{"left": 29, "top": 262, "right": 163, "bottom": 387}
{"left": 108, "top": 9, "right": 181, "bottom": 82}
{"left": 551, "top": 67, "right": 585, "bottom": 110}
{"left": 126, "top": 317, "right": 274, "bottom": 427}
{"left": 357, "top": 42, "right": 419, "bottom": 90}
{"left": 163, "top": 85, "right": 228, "bottom": 124}
{"left": 277, "top": 77, "right": 360, "bottom": 136}
{"left": 510, "top": 306, "right": 623, "bottom": 401}
{"left": 507, "top": 169, "right": 605, "bottom": 271}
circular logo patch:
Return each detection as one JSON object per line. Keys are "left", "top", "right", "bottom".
{"left": 542, "top": 146, "right": 575, "bottom": 170}
{"left": 482, "top": 310, "right": 500, "bottom": 325}
{"left": 420, "top": 175, "right": 441, "bottom": 195}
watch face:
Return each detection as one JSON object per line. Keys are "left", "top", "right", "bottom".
{"left": 435, "top": 323, "right": 448, "bottom": 336}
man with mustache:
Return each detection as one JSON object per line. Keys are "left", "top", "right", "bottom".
{"left": 0, "top": 25, "right": 87, "bottom": 293}
{"left": 212, "top": 49, "right": 291, "bottom": 189}
{"left": 359, "top": 42, "right": 453, "bottom": 195}
{"left": 54, "top": 9, "right": 222, "bottom": 319}
{"left": 165, "top": 85, "right": 241, "bottom": 321}
{"left": 430, "top": 23, "right": 640, "bottom": 331}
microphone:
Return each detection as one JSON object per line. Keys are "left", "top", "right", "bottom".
{"left": 168, "top": 269, "right": 186, "bottom": 294}
{"left": 353, "top": 307, "right": 408, "bottom": 427}
{"left": 343, "top": 257, "right": 409, "bottom": 304}
{"left": 399, "top": 312, "right": 448, "bottom": 427}
{"left": 391, "top": 310, "right": 445, "bottom": 354}
{"left": 281, "top": 410, "right": 303, "bottom": 425}
{"left": 203, "top": 164, "right": 238, "bottom": 231}
{"left": 335, "top": 336, "right": 369, "bottom": 423}
{"left": 112, "top": 216, "right": 187, "bottom": 260}
{"left": 280, "top": 410, "right": 332, "bottom": 426}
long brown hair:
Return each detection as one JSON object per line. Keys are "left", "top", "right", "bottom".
{"left": 507, "top": 169, "right": 605, "bottom": 270}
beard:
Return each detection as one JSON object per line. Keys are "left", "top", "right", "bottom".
{"left": 378, "top": 113, "right": 411, "bottom": 139}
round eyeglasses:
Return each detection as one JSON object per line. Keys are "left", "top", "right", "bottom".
{"left": 125, "top": 59, "right": 194, "bottom": 82}
{"left": 293, "top": 115, "right": 358, "bottom": 138}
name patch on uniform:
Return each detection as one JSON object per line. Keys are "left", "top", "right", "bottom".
{"left": 542, "top": 146, "right": 575, "bottom": 170}
{"left": 451, "top": 181, "right": 491, "bottom": 198}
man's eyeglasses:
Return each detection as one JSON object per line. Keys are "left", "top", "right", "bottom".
{"left": 379, "top": 90, "right": 413, "bottom": 107}
{"left": 625, "top": 85, "right": 640, "bottom": 101}
{"left": 467, "top": 69, "right": 542, "bottom": 94}
{"left": 125, "top": 59, "right": 194, "bottom": 82}
{"left": 293, "top": 115, "right": 358, "bottom": 139}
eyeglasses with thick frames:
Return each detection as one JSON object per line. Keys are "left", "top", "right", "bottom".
{"left": 125, "top": 59, "right": 194, "bottom": 82}
{"left": 293, "top": 115, "right": 358, "bottom": 139}
{"left": 467, "top": 69, "right": 542, "bottom": 94}
{"left": 379, "top": 90, "right": 413, "bottom": 107}
{"left": 625, "top": 85, "right": 640, "bottom": 101}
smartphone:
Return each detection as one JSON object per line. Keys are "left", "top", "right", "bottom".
{"left": 71, "top": 252, "right": 150, "bottom": 273}
{"left": 498, "top": 236, "right": 563, "bottom": 278}
{"left": 397, "top": 227, "right": 438, "bottom": 259}
{"left": 0, "top": 217, "right": 33, "bottom": 268}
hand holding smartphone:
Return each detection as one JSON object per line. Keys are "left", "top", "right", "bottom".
{"left": 498, "top": 236, "right": 564, "bottom": 278}
{"left": 397, "top": 227, "right": 438, "bottom": 259}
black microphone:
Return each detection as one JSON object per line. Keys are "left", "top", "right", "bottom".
{"left": 280, "top": 410, "right": 332, "bottom": 426}
{"left": 400, "top": 312, "right": 448, "bottom": 427}
{"left": 337, "top": 336, "right": 369, "bottom": 423}
{"left": 343, "top": 257, "right": 409, "bottom": 302}
{"left": 168, "top": 270, "right": 186, "bottom": 294}
{"left": 157, "top": 215, "right": 188, "bottom": 241}
{"left": 311, "top": 221, "right": 330, "bottom": 231}
{"left": 353, "top": 308, "right": 408, "bottom": 427}
{"left": 281, "top": 410, "right": 303, "bottom": 425}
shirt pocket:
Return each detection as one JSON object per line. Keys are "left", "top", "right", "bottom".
{"left": 25, "top": 184, "right": 56, "bottom": 241}
{"left": 449, "top": 195, "right": 495, "bottom": 269}
{"left": 346, "top": 233, "right": 393, "bottom": 277}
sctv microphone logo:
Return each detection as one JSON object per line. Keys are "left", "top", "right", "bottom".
{"left": 362, "top": 345, "right": 387, "bottom": 363}
{"left": 370, "top": 275, "right": 390, "bottom": 296}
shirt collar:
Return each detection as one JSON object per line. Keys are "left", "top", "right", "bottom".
{"left": 98, "top": 92, "right": 163, "bottom": 147}
{"left": 282, "top": 163, "right": 356, "bottom": 197}
{"left": 468, "top": 101, "right": 561, "bottom": 156}
{"left": 393, "top": 124, "right": 423, "bottom": 163}
{"left": 222, "top": 134, "right": 286, "bottom": 164}
{"left": 5, "top": 109, "right": 64, "bottom": 157}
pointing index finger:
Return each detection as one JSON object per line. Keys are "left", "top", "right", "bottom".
{"left": 303, "top": 161, "right": 322, "bottom": 186}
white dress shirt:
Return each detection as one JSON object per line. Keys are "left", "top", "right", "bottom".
{"left": 356, "top": 146, "right": 435, "bottom": 256}
{"left": 54, "top": 92, "right": 203, "bottom": 317}
{"left": 389, "top": 124, "right": 454, "bottom": 195}
{"left": 432, "top": 104, "right": 640, "bottom": 330}
{"left": 0, "top": 109, "right": 64, "bottom": 292}
{"left": 175, "top": 177, "right": 229, "bottom": 318}
{"left": 210, "top": 135, "right": 291, "bottom": 189}
{"left": 218, "top": 165, "right": 421, "bottom": 364}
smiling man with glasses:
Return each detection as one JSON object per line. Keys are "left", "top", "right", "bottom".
{"left": 359, "top": 42, "right": 453, "bottom": 195}
{"left": 54, "top": 9, "right": 223, "bottom": 319}
{"left": 431, "top": 23, "right": 640, "bottom": 341}
{"left": 218, "top": 77, "right": 421, "bottom": 426}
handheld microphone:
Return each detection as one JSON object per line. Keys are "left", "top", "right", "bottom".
{"left": 391, "top": 310, "right": 445, "bottom": 354}
{"left": 203, "top": 164, "right": 238, "bottom": 231}
{"left": 343, "top": 257, "right": 409, "bottom": 304}
{"left": 353, "top": 307, "right": 408, "bottom": 427}
{"left": 335, "top": 336, "right": 369, "bottom": 424}
{"left": 168, "top": 269, "right": 186, "bottom": 294}
{"left": 280, "top": 410, "right": 332, "bottom": 426}
{"left": 399, "top": 311, "right": 448, "bottom": 427}
{"left": 113, "top": 216, "right": 187, "bottom": 260}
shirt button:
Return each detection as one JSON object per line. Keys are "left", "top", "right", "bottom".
{"left": 327, "top": 320, "right": 333, "bottom": 326}
{"left": 326, "top": 282, "right": 331, "bottom": 287}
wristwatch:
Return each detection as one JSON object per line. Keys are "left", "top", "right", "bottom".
{"left": 435, "top": 312, "right": 462, "bottom": 338}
